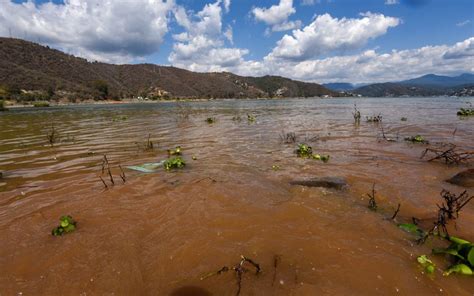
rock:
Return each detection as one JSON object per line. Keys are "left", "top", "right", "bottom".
{"left": 289, "top": 177, "right": 348, "bottom": 190}
{"left": 446, "top": 169, "right": 474, "bottom": 188}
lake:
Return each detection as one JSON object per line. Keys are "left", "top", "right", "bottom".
{"left": 0, "top": 97, "right": 473, "bottom": 295}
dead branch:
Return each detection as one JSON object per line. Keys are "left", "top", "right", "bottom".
{"left": 391, "top": 203, "right": 401, "bottom": 220}
{"left": 421, "top": 145, "right": 474, "bottom": 165}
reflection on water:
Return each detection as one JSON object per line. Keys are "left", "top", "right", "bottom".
{"left": 0, "top": 97, "right": 473, "bottom": 295}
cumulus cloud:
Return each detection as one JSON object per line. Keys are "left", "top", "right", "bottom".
{"left": 258, "top": 37, "right": 474, "bottom": 83}
{"left": 0, "top": 0, "right": 174, "bottom": 63}
{"left": 252, "top": 0, "right": 301, "bottom": 32}
{"left": 169, "top": 1, "right": 250, "bottom": 72}
{"left": 385, "top": 0, "right": 400, "bottom": 5}
{"left": 267, "top": 12, "right": 400, "bottom": 61}
{"left": 442, "top": 37, "right": 474, "bottom": 59}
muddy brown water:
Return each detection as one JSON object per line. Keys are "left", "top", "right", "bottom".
{"left": 0, "top": 97, "right": 473, "bottom": 295}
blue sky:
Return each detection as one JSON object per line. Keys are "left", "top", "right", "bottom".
{"left": 2, "top": 0, "right": 474, "bottom": 83}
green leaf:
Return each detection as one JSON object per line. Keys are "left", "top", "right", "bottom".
{"left": 417, "top": 255, "right": 436, "bottom": 274}
{"left": 449, "top": 236, "right": 471, "bottom": 246}
{"left": 443, "top": 264, "right": 473, "bottom": 276}
{"left": 432, "top": 247, "right": 465, "bottom": 260}
{"left": 468, "top": 248, "right": 474, "bottom": 267}
{"left": 398, "top": 223, "right": 423, "bottom": 234}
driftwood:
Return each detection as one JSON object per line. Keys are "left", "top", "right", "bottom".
{"left": 421, "top": 145, "right": 474, "bottom": 165}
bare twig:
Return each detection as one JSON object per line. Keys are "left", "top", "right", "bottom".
{"left": 421, "top": 145, "right": 473, "bottom": 165}
{"left": 367, "top": 183, "right": 377, "bottom": 211}
{"left": 391, "top": 203, "right": 401, "bottom": 220}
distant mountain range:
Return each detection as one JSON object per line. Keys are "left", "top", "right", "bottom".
{"left": 0, "top": 38, "right": 337, "bottom": 101}
{"left": 323, "top": 73, "right": 474, "bottom": 97}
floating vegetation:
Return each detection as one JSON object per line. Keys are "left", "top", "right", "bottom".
{"left": 417, "top": 255, "right": 436, "bottom": 274}
{"left": 398, "top": 223, "right": 426, "bottom": 239}
{"left": 46, "top": 125, "right": 59, "bottom": 146}
{"left": 457, "top": 108, "right": 474, "bottom": 116}
{"left": 296, "top": 143, "right": 312, "bottom": 158}
{"left": 279, "top": 131, "right": 297, "bottom": 144}
{"left": 366, "top": 114, "right": 382, "bottom": 123}
{"left": 272, "top": 165, "right": 280, "bottom": 171}
{"left": 168, "top": 146, "right": 182, "bottom": 156}
{"left": 33, "top": 101, "right": 50, "bottom": 108}
{"left": 192, "top": 155, "right": 197, "bottom": 160}
{"left": 200, "top": 255, "right": 261, "bottom": 296}
{"left": 164, "top": 156, "right": 186, "bottom": 170}
{"left": 405, "top": 135, "right": 428, "bottom": 144}
{"left": 232, "top": 115, "right": 242, "bottom": 122}
{"left": 296, "top": 143, "right": 329, "bottom": 162}
{"left": 353, "top": 104, "right": 361, "bottom": 124}
{"left": 112, "top": 115, "right": 128, "bottom": 121}
{"left": 206, "top": 117, "right": 216, "bottom": 124}
{"left": 52, "top": 215, "right": 77, "bottom": 236}
{"left": 433, "top": 236, "right": 474, "bottom": 276}
{"left": 247, "top": 114, "right": 256, "bottom": 123}
{"left": 367, "top": 183, "right": 378, "bottom": 211}
{"left": 401, "top": 117, "right": 408, "bottom": 121}
{"left": 421, "top": 145, "right": 473, "bottom": 164}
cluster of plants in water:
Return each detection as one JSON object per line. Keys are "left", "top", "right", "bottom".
{"left": 457, "top": 108, "right": 474, "bottom": 116}
{"left": 52, "top": 215, "right": 77, "bottom": 236}
{"left": 295, "top": 143, "right": 330, "bottom": 162}
{"left": 404, "top": 135, "right": 428, "bottom": 144}
{"left": 164, "top": 146, "right": 186, "bottom": 170}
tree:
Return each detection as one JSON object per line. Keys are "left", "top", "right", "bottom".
{"left": 93, "top": 80, "right": 109, "bottom": 99}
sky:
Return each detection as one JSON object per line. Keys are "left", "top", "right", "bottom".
{"left": 1, "top": 0, "right": 473, "bottom": 83}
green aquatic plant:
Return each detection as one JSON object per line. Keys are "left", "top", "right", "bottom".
{"left": 296, "top": 143, "right": 313, "bottom": 158}
{"left": 247, "top": 114, "right": 256, "bottom": 123}
{"left": 417, "top": 255, "right": 436, "bottom": 274}
{"left": 296, "top": 143, "right": 330, "bottom": 162}
{"left": 366, "top": 114, "right": 382, "bottom": 123}
{"left": 164, "top": 156, "right": 186, "bottom": 170}
{"left": 272, "top": 165, "right": 280, "bottom": 171}
{"left": 405, "top": 135, "right": 428, "bottom": 144}
{"left": 33, "top": 101, "right": 50, "bottom": 107}
{"left": 206, "top": 117, "right": 216, "bottom": 124}
{"left": 167, "top": 146, "right": 182, "bottom": 156}
{"left": 232, "top": 115, "right": 242, "bottom": 122}
{"left": 112, "top": 115, "right": 128, "bottom": 121}
{"left": 398, "top": 223, "right": 426, "bottom": 239}
{"left": 311, "top": 154, "right": 330, "bottom": 163}
{"left": 457, "top": 108, "right": 474, "bottom": 116}
{"left": 433, "top": 236, "right": 474, "bottom": 276}
{"left": 52, "top": 215, "right": 77, "bottom": 236}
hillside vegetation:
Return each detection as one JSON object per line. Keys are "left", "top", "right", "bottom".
{"left": 0, "top": 38, "right": 337, "bottom": 101}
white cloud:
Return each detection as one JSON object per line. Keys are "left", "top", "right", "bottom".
{"left": 259, "top": 37, "right": 474, "bottom": 83}
{"left": 252, "top": 0, "right": 300, "bottom": 33}
{"left": 0, "top": 0, "right": 174, "bottom": 63}
{"left": 169, "top": 1, "right": 250, "bottom": 72}
{"left": 267, "top": 12, "right": 400, "bottom": 61}
{"left": 456, "top": 20, "right": 471, "bottom": 27}
{"left": 301, "top": 0, "right": 320, "bottom": 5}
{"left": 443, "top": 37, "right": 474, "bottom": 59}
{"left": 385, "top": 0, "right": 400, "bottom": 5}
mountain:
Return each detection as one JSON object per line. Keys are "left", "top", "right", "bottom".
{"left": 353, "top": 73, "right": 474, "bottom": 97}
{"left": 353, "top": 83, "right": 445, "bottom": 97}
{"left": 0, "top": 38, "right": 337, "bottom": 101}
{"left": 322, "top": 83, "right": 355, "bottom": 91}
{"left": 399, "top": 73, "right": 474, "bottom": 88}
